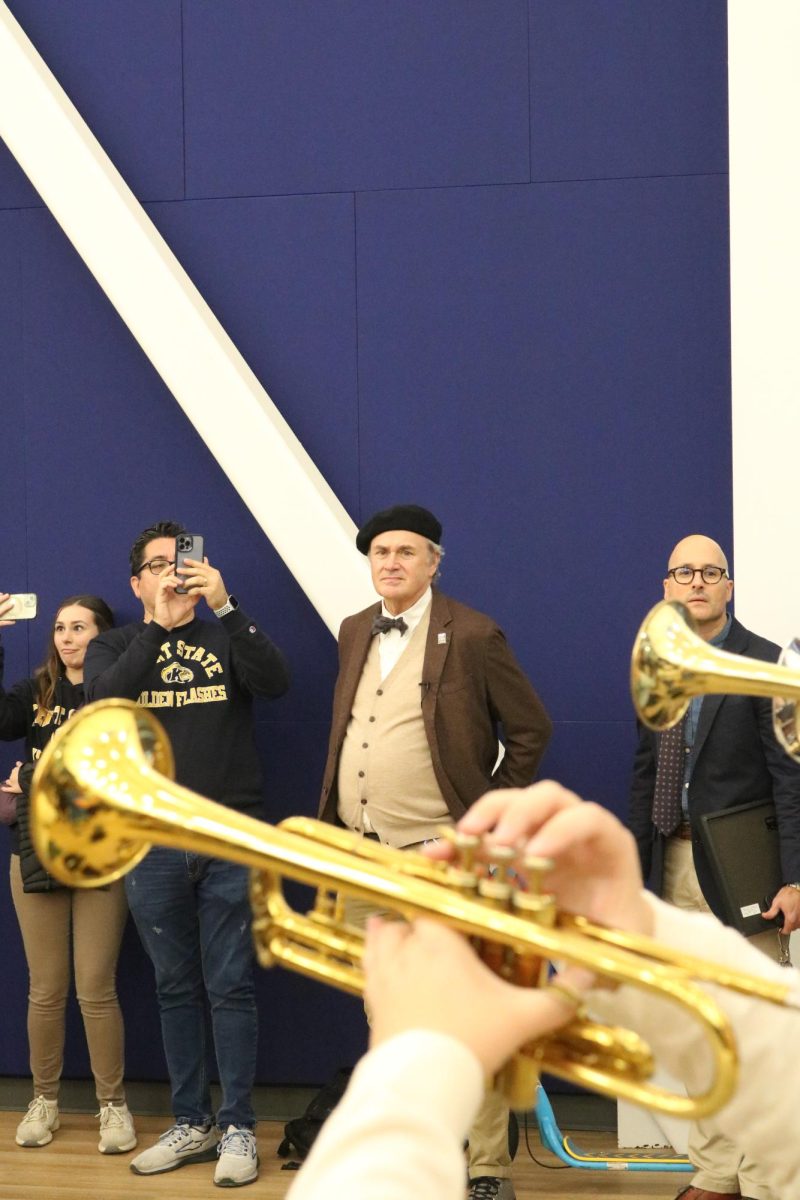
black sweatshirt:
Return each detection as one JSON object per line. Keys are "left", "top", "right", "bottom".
{"left": 0, "top": 638, "right": 84, "bottom": 879}
{"left": 84, "top": 607, "right": 289, "bottom": 815}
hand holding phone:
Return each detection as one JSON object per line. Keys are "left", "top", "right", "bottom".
{"left": 0, "top": 593, "right": 37, "bottom": 622}
{"left": 172, "top": 545, "right": 228, "bottom": 612}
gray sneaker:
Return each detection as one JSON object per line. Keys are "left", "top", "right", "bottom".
{"left": 130, "top": 1121, "right": 219, "bottom": 1175}
{"left": 468, "top": 1179, "right": 516, "bottom": 1200}
{"left": 214, "top": 1125, "right": 258, "bottom": 1188}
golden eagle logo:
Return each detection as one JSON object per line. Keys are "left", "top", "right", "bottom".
{"left": 161, "top": 662, "right": 194, "bottom": 685}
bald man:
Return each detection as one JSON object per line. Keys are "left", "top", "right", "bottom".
{"left": 629, "top": 534, "right": 800, "bottom": 1200}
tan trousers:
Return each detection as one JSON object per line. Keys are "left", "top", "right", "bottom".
{"left": 663, "top": 837, "right": 786, "bottom": 1200}
{"left": 10, "top": 855, "right": 129, "bottom": 1103}
{"left": 345, "top": 890, "right": 512, "bottom": 1180}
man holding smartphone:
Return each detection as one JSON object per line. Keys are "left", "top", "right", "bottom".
{"left": 84, "top": 520, "right": 290, "bottom": 1188}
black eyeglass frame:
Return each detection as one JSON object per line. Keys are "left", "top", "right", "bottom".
{"left": 666, "top": 566, "right": 729, "bottom": 585}
{"left": 135, "top": 557, "right": 176, "bottom": 577}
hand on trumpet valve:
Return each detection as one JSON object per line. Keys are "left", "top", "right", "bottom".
{"left": 426, "top": 781, "right": 654, "bottom": 941}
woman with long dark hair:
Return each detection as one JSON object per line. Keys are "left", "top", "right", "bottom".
{"left": 0, "top": 593, "right": 136, "bottom": 1154}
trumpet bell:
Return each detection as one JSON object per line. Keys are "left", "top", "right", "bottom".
{"left": 631, "top": 600, "right": 706, "bottom": 729}
{"left": 32, "top": 699, "right": 175, "bottom": 886}
{"left": 631, "top": 600, "right": 800, "bottom": 740}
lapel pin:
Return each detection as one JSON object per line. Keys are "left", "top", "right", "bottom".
{"left": 438, "top": 632, "right": 447, "bottom": 645}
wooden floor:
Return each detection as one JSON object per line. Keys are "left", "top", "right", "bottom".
{"left": 0, "top": 1111, "right": 684, "bottom": 1200}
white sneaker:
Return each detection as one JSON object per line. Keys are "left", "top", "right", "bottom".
{"left": 15, "top": 1096, "right": 60, "bottom": 1147}
{"left": 130, "top": 1122, "right": 218, "bottom": 1175}
{"left": 97, "top": 1101, "right": 137, "bottom": 1154}
{"left": 214, "top": 1125, "right": 258, "bottom": 1188}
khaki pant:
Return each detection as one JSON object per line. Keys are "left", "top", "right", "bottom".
{"left": 663, "top": 837, "right": 786, "bottom": 1200}
{"left": 344, "top": 891, "right": 513, "bottom": 1180}
{"left": 10, "top": 855, "right": 129, "bottom": 1103}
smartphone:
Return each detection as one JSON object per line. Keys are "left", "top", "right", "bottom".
{"left": 175, "top": 535, "right": 204, "bottom": 594}
{"left": 3, "top": 593, "right": 37, "bottom": 620}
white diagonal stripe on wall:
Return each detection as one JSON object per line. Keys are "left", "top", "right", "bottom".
{"left": 0, "top": 1, "right": 373, "bottom": 635}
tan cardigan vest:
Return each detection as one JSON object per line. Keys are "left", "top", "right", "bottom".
{"left": 336, "top": 608, "right": 450, "bottom": 847}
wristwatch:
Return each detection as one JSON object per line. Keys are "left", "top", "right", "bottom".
{"left": 213, "top": 595, "right": 239, "bottom": 619}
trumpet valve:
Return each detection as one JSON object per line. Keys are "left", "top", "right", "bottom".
{"left": 513, "top": 855, "right": 557, "bottom": 926}
{"left": 475, "top": 846, "right": 518, "bottom": 979}
{"left": 311, "top": 888, "right": 346, "bottom": 927}
{"left": 436, "top": 826, "right": 481, "bottom": 890}
{"left": 477, "top": 845, "right": 516, "bottom": 905}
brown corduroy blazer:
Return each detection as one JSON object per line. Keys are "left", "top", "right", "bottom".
{"left": 319, "top": 589, "right": 552, "bottom": 828}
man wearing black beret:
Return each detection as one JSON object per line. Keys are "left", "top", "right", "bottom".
{"left": 319, "top": 504, "right": 552, "bottom": 1200}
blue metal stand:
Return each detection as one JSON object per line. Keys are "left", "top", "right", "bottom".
{"left": 533, "top": 1085, "right": 692, "bottom": 1172}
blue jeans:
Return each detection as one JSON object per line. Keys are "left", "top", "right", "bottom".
{"left": 125, "top": 848, "right": 257, "bottom": 1129}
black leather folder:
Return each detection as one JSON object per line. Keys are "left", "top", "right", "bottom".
{"left": 697, "top": 799, "right": 783, "bottom": 936}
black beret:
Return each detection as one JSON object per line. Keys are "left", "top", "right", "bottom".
{"left": 356, "top": 504, "right": 442, "bottom": 555}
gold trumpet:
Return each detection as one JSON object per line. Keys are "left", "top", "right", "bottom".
{"left": 31, "top": 699, "right": 791, "bottom": 1118}
{"left": 632, "top": 599, "right": 800, "bottom": 744}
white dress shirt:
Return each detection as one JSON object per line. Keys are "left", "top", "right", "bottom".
{"left": 377, "top": 587, "right": 432, "bottom": 681}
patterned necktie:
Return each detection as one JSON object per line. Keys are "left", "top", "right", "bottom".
{"left": 371, "top": 614, "right": 408, "bottom": 637}
{"left": 652, "top": 713, "right": 688, "bottom": 836}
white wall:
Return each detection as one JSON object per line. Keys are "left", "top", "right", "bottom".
{"left": 618, "top": 2, "right": 800, "bottom": 1151}
{"left": 730, "top": 0, "right": 800, "bottom": 647}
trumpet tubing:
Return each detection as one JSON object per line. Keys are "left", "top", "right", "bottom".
{"left": 30, "top": 699, "right": 792, "bottom": 1118}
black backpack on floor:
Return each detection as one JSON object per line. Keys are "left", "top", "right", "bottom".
{"left": 278, "top": 1067, "right": 353, "bottom": 1166}
{"left": 278, "top": 1067, "right": 519, "bottom": 1167}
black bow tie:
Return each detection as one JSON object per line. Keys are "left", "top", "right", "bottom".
{"left": 371, "top": 614, "right": 408, "bottom": 637}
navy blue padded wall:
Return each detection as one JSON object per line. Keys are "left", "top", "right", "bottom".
{"left": 183, "top": 0, "right": 530, "bottom": 196}
{"left": 0, "top": 212, "right": 28, "bottom": 697}
{"left": 529, "top": 0, "right": 728, "bottom": 180}
{"left": 0, "top": 1, "right": 730, "bottom": 1086}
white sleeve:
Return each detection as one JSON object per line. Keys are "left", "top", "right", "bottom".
{"left": 286, "top": 1030, "right": 485, "bottom": 1200}
{"left": 588, "top": 893, "right": 800, "bottom": 1200}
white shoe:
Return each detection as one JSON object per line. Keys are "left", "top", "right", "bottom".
{"left": 130, "top": 1122, "right": 218, "bottom": 1175}
{"left": 97, "top": 1101, "right": 137, "bottom": 1153}
{"left": 214, "top": 1125, "right": 258, "bottom": 1188}
{"left": 15, "top": 1096, "right": 60, "bottom": 1147}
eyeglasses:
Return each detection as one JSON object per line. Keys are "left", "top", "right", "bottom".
{"left": 137, "top": 557, "right": 175, "bottom": 576}
{"left": 667, "top": 565, "right": 728, "bottom": 586}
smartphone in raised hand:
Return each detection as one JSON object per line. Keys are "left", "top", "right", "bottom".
{"left": 3, "top": 594, "right": 37, "bottom": 620}
{"left": 174, "top": 535, "right": 204, "bottom": 595}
